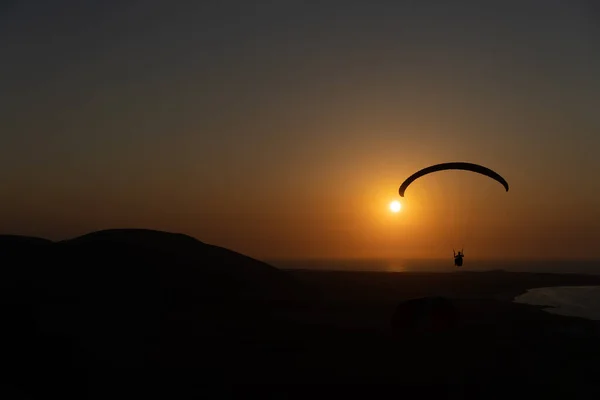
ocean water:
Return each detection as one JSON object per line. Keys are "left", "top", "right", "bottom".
{"left": 268, "top": 259, "right": 600, "bottom": 275}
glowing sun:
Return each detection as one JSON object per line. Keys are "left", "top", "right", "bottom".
{"left": 389, "top": 200, "right": 401, "bottom": 213}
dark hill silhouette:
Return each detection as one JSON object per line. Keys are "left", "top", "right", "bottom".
{"left": 0, "top": 234, "right": 53, "bottom": 246}
{"left": 0, "top": 228, "right": 300, "bottom": 299}
{"left": 0, "top": 229, "right": 308, "bottom": 397}
{"left": 51, "top": 228, "right": 298, "bottom": 297}
{"left": 0, "top": 234, "right": 53, "bottom": 287}
{"left": 0, "top": 234, "right": 53, "bottom": 261}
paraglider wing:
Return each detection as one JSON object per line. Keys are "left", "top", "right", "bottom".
{"left": 398, "top": 162, "right": 509, "bottom": 197}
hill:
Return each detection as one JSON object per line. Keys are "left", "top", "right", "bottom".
{"left": 1, "top": 228, "right": 298, "bottom": 297}
{"left": 0, "top": 229, "right": 305, "bottom": 397}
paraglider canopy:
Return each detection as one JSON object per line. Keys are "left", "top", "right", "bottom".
{"left": 399, "top": 162, "right": 509, "bottom": 197}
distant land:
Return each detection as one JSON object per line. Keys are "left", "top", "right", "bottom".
{"left": 269, "top": 258, "right": 600, "bottom": 275}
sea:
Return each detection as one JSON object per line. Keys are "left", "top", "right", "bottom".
{"left": 267, "top": 258, "right": 600, "bottom": 275}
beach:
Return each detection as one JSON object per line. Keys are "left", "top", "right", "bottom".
{"left": 515, "top": 286, "right": 600, "bottom": 320}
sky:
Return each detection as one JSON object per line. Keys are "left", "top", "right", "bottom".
{"left": 1, "top": 0, "right": 599, "bottom": 261}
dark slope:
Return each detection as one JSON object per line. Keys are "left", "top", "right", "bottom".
{"left": 0, "top": 234, "right": 53, "bottom": 246}
{"left": 51, "top": 228, "right": 297, "bottom": 297}
{"left": 0, "top": 234, "right": 54, "bottom": 262}
{"left": 0, "top": 234, "right": 53, "bottom": 287}
{"left": 0, "top": 229, "right": 306, "bottom": 398}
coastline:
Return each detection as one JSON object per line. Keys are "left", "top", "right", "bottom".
{"left": 286, "top": 269, "right": 600, "bottom": 303}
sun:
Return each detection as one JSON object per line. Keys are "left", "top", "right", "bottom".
{"left": 389, "top": 200, "right": 401, "bottom": 213}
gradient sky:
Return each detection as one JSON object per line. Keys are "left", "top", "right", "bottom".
{"left": 1, "top": 1, "right": 599, "bottom": 260}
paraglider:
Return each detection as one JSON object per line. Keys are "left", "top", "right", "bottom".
{"left": 453, "top": 249, "right": 464, "bottom": 267}
{"left": 399, "top": 162, "right": 509, "bottom": 267}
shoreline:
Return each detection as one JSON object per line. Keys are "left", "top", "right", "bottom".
{"left": 514, "top": 286, "right": 600, "bottom": 321}
{"left": 287, "top": 269, "right": 600, "bottom": 303}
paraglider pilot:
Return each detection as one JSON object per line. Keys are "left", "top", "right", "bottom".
{"left": 453, "top": 249, "right": 464, "bottom": 267}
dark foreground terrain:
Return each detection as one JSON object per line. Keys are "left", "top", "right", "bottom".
{"left": 2, "top": 230, "right": 600, "bottom": 398}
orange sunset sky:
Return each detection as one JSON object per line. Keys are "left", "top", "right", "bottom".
{"left": 1, "top": 1, "right": 599, "bottom": 260}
